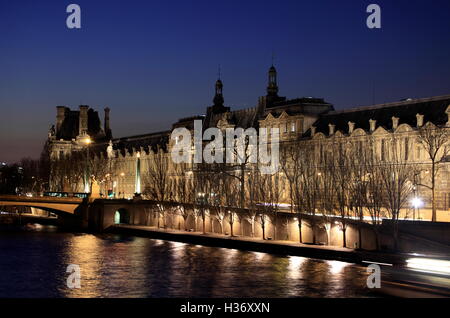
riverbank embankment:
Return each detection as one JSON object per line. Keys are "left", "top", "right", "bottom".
{"left": 109, "top": 224, "right": 410, "bottom": 266}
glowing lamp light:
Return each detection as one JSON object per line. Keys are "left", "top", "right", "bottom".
{"left": 84, "top": 137, "right": 92, "bottom": 145}
{"left": 411, "top": 197, "right": 423, "bottom": 209}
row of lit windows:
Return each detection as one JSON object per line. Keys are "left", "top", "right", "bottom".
{"left": 314, "top": 138, "right": 426, "bottom": 163}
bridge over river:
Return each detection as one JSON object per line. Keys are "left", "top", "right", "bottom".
{"left": 0, "top": 194, "right": 174, "bottom": 231}
{"left": 0, "top": 195, "right": 83, "bottom": 214}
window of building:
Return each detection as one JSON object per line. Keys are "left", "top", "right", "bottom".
{"left": 381, "top": 139, "right": 385, "bottom": 161}
{"left": 291, "top": 122, "right": 296, "bottom": 132}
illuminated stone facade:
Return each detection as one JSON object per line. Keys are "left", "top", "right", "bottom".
{"left": 48, "top": 66, "right": 450, "bottom": 223}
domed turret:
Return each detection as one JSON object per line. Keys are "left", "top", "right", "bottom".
{"left": 267, "top": 65, "right": 278, "bottom": 96}
{"left": 213, "top": 79, "right": 224, "bottom": 106}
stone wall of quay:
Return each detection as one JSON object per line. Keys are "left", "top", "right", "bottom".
{"left": 86, "top": 200, "right": 450, "bottom": 255}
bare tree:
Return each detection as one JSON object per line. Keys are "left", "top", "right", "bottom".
{"left": 318, "top": 144, "right": 337, "bottom": 244}
{"left": 143, "top": 146, "right": 170, "bottom": 228}
{"left": 378, "top": 135, "right": 415, "bottom": 251}
{"left": 347, "top": 139, "right": 370, "bottom": 249}
{"left": 51, "top": 152, "right": 85, "bottom": 192}
{"left": 364, "top": 137, "right": 386, "bottom": 250}
{"left": 221, "top": 131, "right": 256, "bottom": 209}
{"left": 224, "top": 174, "right": 240, "bottom": 236}
{"left": 192, "top": 162, "right": 214, "bottom": 234}
{"left": 207, "top": 165, "right": 227, "bottom": 234}
{"left": 280, "top": 141, "right": 304, "bottom": 243}
{"left": 172, "top": 162, "right": 194, "bottom": 230}
{"left": 246, "top": 165, "right": 261, "bottom": 238}
{"left": 281, "top": 140, "right": 323, "bottom": 244}
{"left": 254, "top": 170, "right": 283, "bottom": 240}
{"left": 19, "top": 157, "right": 41, "bottom": 195}
{"left": 89, "top": 153, "right": 111, "bottom": 196}
{"left": 299, "top": 143, "right": 321, "bottom": 244}
{"left": 330, "top": 140, "right": 352, "bottom": 248}
{"left": 416, "top": 124, "right": 449, "bottom": 221}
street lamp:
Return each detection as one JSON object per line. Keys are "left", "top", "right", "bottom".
{"left": 135, "top": 151, "right": 141, "bottom": 196}
{"left": 120, "top": 172, "right": 125, "bottom": 198}
{"left": 83, "top": 136, "right": 92, "bottom": 193}
{"left": 411, "top": 197, "right": 423, "bottom": 208}
{"left": 411, "top": 197, "right": 424, "bottom": 220}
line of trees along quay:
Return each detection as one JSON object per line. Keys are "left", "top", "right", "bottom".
{"left": 135, "top": 125, "right": 449, "bottom": 251}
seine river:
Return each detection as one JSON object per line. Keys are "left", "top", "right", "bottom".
{"left": 0, "top": 225, "right": 372, "bottom": 298}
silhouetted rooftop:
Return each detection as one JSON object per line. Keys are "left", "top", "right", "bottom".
{"left": 309, "top": 95, "right": 450, "bottom": 136}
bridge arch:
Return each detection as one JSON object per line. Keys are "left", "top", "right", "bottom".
{"left": 114, "top": 208, "right": 130, "bottom": 225}
{"left": 0, "top": 196, "right": 82, "bottom": 215}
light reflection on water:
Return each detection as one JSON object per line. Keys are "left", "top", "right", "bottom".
{"left": 0, "top": 226, "right": 371, "bottom": 298}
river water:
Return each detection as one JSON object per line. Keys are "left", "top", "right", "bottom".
{"left": 0, "top": 225, "right": 372, "bottom": 298}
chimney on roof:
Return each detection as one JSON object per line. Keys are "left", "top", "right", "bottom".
{"left": 311, "top": 126, "right": 316, "bottom": 137}
{"left": 348, "top": 121, "right": 355, "bottom": 134}
{"left": 392, "top": 116, "right": 399, "bottom": 130}
{"left": 56, "top": 106, "right": 67, "bottom": 136}
{"left": 104, "top": 107, "right": 111, "bottom": 138}
{"left": 416, "top": 113, "right": 424, "bottom": 127}
{"left": 369, "top": 119, "right": 377, "bottom": 132}
{"left": 79, "top": 105, "right": 89, "bottom": 136}
{"left": 328, "top": 123, "right": 335, "bottom": 136}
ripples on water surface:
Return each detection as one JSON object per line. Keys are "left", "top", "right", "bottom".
{"left": 0, "top": 226, "right": 371, "bottom": 297}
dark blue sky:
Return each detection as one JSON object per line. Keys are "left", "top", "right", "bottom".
{"left": 1, "top": 0, "right": 449, "bottom": 163}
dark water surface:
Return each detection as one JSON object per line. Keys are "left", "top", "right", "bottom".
{"left": 0, "top": 225, "right": 372, "bottom": 297}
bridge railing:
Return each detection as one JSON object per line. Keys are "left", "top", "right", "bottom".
{"left": 43, "top": 191, "right": 89, "bottom": 199}
{"left": 0, "top": 194, "right": 84, "bottom": 203}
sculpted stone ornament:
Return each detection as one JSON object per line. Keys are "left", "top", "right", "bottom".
{"left": 107, "top": 140, "right": 114, "bottom": 158}
{"left": 48, "top": 125, "right": 56, "bottom": 138}
{"left": 91, "top": 176, "right": 101, "bottom": 199}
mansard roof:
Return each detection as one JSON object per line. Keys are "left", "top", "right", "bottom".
{"left": 113, "top": 131, "right": 170, "bottom": 154}
{"left": 203, "top": 106, "right": 259, "bottom": 130}
{"left": 172, "top": 115, "right": 205, "bottom": 130}
{"left": 272, "top": 97, "right": 331, "bottom": 108}
{"left": 264, "top": 97, "right": 333, "bottom": 118}
{"left": 228, "top": 107, "right": 259, "bottom": 129}
{"left": 89, "top": 131, "right": 170, "bottom": 157}
{"left": 309, "top": 95, "right": 450, "bottom": 136}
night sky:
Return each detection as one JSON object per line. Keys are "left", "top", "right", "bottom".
{"left": 1, "top": 0, "right": 449, "bottom": 163}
